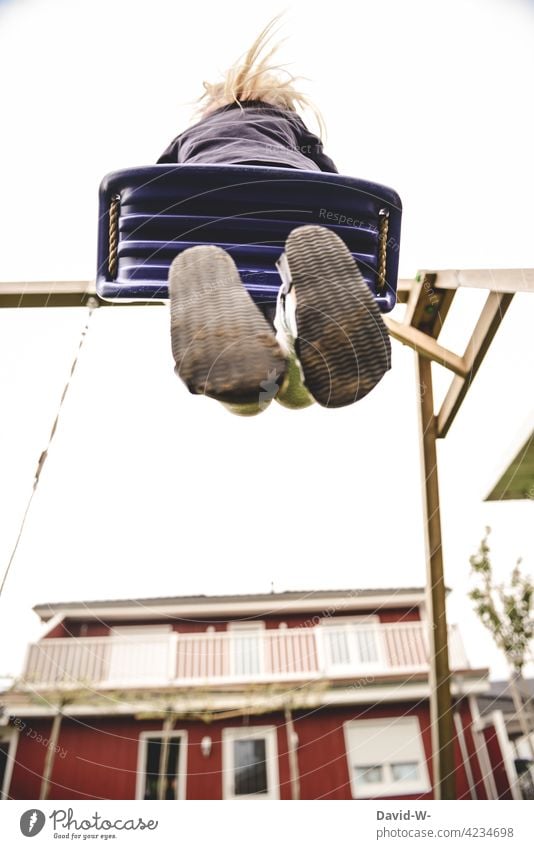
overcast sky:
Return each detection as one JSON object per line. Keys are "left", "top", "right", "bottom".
{"left": 0, "top": 0, "right": 533, "bottom": 684}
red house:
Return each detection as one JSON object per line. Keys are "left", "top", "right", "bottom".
{"left": 0, "top": 587, "right": 520, "bottom": 800}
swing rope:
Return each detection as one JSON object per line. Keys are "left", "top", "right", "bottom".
{"left": 0, "top": 302, "right": 97, "bottom": 597}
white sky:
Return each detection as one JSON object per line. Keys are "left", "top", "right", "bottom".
{"left": 0, "top": 0, "right": 533, "bottom": 684}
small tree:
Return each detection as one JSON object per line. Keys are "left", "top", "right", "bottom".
{"left": 469, "top": 527, "right": 534, "bottom": 760}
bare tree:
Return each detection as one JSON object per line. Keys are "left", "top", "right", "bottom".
{"left": 469, "top": 526, "right": 534, "bottom": 760}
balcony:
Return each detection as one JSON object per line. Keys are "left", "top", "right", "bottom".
{"left": 20, "top": 622, "right": 469, "bottom": 691}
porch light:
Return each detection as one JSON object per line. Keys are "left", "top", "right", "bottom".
{"left": 201, "top": 736, "right": 212, "bottom": 758}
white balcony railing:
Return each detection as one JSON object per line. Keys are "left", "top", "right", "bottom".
{"left": 21, "top": 622, "right": 469, "bottom": 690}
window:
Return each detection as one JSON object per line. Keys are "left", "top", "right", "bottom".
{"left": 391, "top": 761, "right": 420, "bottom": 781}
{"left": 228, "top": 622, "right": 265, "bottom": 677}
{"left": 355, "top": 765, "right": 383, "bottom": 785}
{"left": 223, "top": 727, "right": 279, "bottom": 799}
{"left": 107, "top": 625, "right": 173, "bottom": 684}
{"left": 0, "top": 729, "right": 17, "bottom": 800}
{"left": 320, "top": 616, "right": 384, "bottom": 672}
{"left": 344, "top": 717, "right": 431, "bottom": 798}
{"left": 136, "top": 731, "right": 187, "bottom": 800}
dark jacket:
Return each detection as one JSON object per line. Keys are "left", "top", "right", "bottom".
{"left": 157, "top": 99, "right": 338, "bottom": 173}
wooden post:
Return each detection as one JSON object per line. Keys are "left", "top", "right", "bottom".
{"left": 284, "top": 706, "right": 301, "bottom": 801}
{"left": 453, "top": 712, "right": 477, "bottom": 799}
{"left": 416, "top": 353, "right": 456, "bottom": 799}
{"left": 509, "top": 672, "right": 534, "bottom": 761}
{"left": 39, "top": 710, "right": 63, "bottom": 801}
{"left": 157, "top": 713, "right": 175, "bottom": 801}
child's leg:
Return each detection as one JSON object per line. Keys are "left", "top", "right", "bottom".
{"left": 273, "top": 287, "right": 314, "bottom": 410}
{"left": 169, "top": 246, "right": 287, "bottom": 412}
{"left": 275, "top": 226, "right": 391, "bottom": 408}
{"left": 276, "top": 351, "right": 315, "bottom": 409}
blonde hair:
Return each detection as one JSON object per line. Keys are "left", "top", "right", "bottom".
{"left": 197, "top": 15, "right": 326, "bottom": 139}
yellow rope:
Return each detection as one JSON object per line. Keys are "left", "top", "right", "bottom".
{"left": 108, "top": 194, "right": 120, "bottom": 278}
{"left": 377, "top": 208, "right": 389, "bottom": 293}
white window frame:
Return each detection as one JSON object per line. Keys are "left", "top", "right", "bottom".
{"left": 344, "top": 716, "right": 431, "bottom": 799}
{"left": 319, "top": 615, "right": 386, "bottom": 673}
{"left": 222, "top": 726, "right": 279, "bottom": 800}
{"left": 106, "top": 626, "right": 173, "bottom": 686}
{"left": 227, "top": 622, "right": 266, "bottom": 677}
{"left": 0, "top": 727, "right": 18, "bottom": 800}
{"left": 135, "top": 730, "right": 188, "bottom": 800}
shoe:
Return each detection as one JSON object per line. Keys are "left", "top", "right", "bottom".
{"left": 169, "top": 246, "right": 287, "bottom": 406}
{"left": 275, "top": 225, "right": 391, "bottom": 408}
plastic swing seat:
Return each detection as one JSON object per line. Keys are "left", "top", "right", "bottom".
{"left": 96, "top": 164, "right": 402, "bottom": 313}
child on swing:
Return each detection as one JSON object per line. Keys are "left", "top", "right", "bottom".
{"left": 158, "top": 18, "right": 391, "bottom": 415}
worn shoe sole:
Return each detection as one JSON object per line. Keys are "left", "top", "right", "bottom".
{"left": 280, "top": 225, "right": 392, "bottom": 407}
{"left": 169, "top": 246, "right": 286, "bottom": 405}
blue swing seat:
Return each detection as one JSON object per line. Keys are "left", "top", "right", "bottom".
{"left": 97, "top": 164, "right": 401, "bottom": 313}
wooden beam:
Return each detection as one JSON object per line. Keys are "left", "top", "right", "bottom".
{"left": 0, "top": 293, "right": 102, "bottom": 309}
{"left": 39, "top": 710, "right": 63, "bottom": 800}
{"left": 0, "top": 280, "right": 94, "bottom": 294}
{"left": 284, "top": 706, "right": 301, "bottom": 801}
{"left": 419, "top": 269, "right": 534, "bottom": 295}
{"left": 395, "top": 278, "right": 416, "bottom": 304}
{"left": 385, "top": 317, "right": 467, "bottom": 376}
{"left": 0, "top": 281, "right": 161, "bottom": 308}
{"left": 453, "top": 712, "right": 477, "bottom": 799}
{"left": 0, "top": 280, "right": 95, "bottom": 309}
{"left": 405, "top": 274, "right": 456, "bottom": 338}
{"left": 437, "top": 292, "right": 514, "bottom": 437}
{"left": 157, "top": 712, "right": 175, "bottom": 801}
{"left": 1, "top": 280, "right": 414, "bottom": 308}
{"left": 416, "top": 354, "right": 456, "bottom": 800}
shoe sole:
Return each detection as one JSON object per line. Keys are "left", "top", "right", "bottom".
{"left": 281, "top": 225, "right": 391, "bottom": 407}
{"left": 169, "top": 246, "right": 286, "bottom": 404}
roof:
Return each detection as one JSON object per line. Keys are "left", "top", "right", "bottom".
{"left": 477, "top": 678, "right": 534, "bottom": 717}
{"left": 33, "top": 586, "right": 428, "bottom": 622}
{"left": 485, "top": 419, "right": 534, "bottom": 501}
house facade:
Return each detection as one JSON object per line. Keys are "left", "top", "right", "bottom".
{"left": 0, "top": 587, "right": 520, "bottom": 800}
